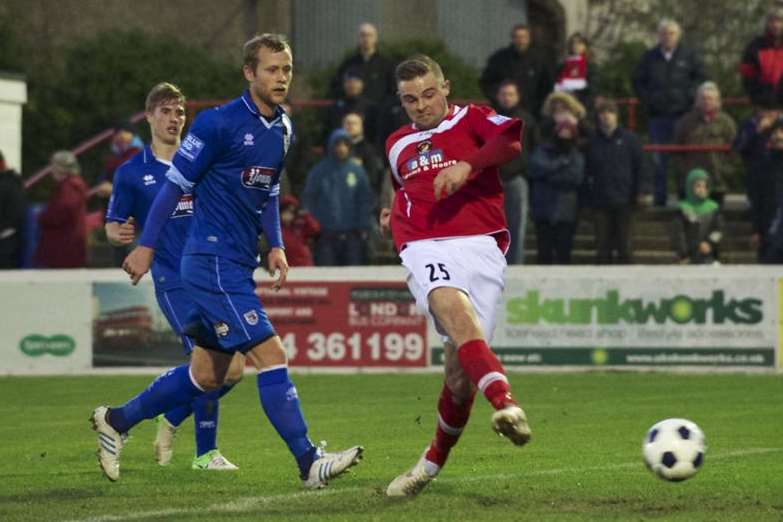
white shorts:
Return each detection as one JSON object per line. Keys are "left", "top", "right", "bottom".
{"left": 400, "top": 235, "right": 507, "bottom": 344}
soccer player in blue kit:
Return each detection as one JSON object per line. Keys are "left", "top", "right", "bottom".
{"left": 104, "top": 82, "right": 243, "bottom": 471}
{"left": 91, "top": 34, "right": 363, "bottom": 486}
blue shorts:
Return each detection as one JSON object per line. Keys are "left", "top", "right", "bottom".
{"left": 155, "top": 287, "right": 196, "bottom": 355}
{"left": 180, "top": 254, "right": 274, "bottom": 354}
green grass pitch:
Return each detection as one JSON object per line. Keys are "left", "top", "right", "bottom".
{"left": 0, "top": 372, "right": 781, "bottom": 521}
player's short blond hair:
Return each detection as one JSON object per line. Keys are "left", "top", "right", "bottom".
{"left": 395, "top": 54, "right": 445, "bottom": 85}
{"left": 145, "top": 82, "right": 186, "bottom": 113}
{"left": 243, "top": 33, "right": 291, "bottom": 72}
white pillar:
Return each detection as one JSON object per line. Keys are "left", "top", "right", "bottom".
{"left": 0, "top": 73, "right": 28, "bottom": 173}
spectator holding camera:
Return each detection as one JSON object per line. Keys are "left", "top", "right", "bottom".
{"left": 529, "top": 105, "right": 585, "bottom": 265}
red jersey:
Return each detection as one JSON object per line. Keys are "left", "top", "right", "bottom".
{"left": 385, "top": 104, "right": 521, "bottom": 253}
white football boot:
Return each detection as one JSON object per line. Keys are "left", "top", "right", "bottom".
{"left": 302, "top": 444, "right": 364, "bottom": 489}
{"left": 491, "top": 405, "right": 532, "bottom": 446}
{"left": 386, "top": 450, "right": 439, "bottom": 497}
{"left": 153, "top": 414, "right": 177, "bottom": 466}
{"left": 90, "top": 406, "right": 126, "bottom": 481}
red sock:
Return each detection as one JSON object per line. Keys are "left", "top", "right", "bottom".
{"left": 457, "top": 339, "right": 516, "bottom": 411}
{"left": 425, "top": 384, "right": 475, "bottom": 468}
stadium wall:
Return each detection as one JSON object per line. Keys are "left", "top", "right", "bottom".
{"left": 0, "top": 266, "right": 780, "bottom": 375}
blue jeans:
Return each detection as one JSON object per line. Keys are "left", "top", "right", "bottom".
{"left": 649, "top": 116, "right": 678, "bottom": 206}
{"left": 503, "top": 176, "right": 529, "bottom": 264}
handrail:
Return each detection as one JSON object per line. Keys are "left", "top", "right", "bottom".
{"left": 23, "top": 111, "right": 146, "bottom": 189}
{"left": 24, "top": 96, "right": 751, "bottom": 190}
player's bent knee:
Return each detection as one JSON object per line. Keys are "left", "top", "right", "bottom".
{"left": 246, "top": 336, "right": 287, "bottom": 370}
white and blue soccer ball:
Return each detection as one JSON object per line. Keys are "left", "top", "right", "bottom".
{"left": 642, "top": 418, "right": 706, "bottom": 482}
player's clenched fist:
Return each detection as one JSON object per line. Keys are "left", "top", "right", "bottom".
{"left": 122, "top": 245, "right": 154, "bottom": 285}
{"left": 433, "top": 161, "right": 472, "bottom": 201}
{"left": 267, "top": 247, "right": 289, "bottom": 291}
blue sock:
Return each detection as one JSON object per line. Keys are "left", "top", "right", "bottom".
{"left": 193, "top": 383, "right": 236, "bottom": 457}
{"left": 257, "top": 368, "right": 316, "bottom": 478}
{"left": 108, "top": 364, "right": 203, "bottom": 433}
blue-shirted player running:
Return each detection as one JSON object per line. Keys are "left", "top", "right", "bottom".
{"left": 104, "top": 82, "right": 243, "bottom": 471}
{"left": 91, "top": 34, "right": 363, "bottom": 487}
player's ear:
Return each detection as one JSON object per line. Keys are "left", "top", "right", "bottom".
{"left": 145, "top": 112, "right": 154, "bottom": 126}
{"left": 442, "top": 79, "right": 451, "bottom": 97}
{"left": 243, "top": 64, "right": 256, "bottom": 83}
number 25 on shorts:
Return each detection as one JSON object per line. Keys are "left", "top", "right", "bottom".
{"left": 426, "top": 263, "right": 450, "bottom": 282}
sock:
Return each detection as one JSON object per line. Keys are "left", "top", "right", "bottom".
{"left": 164, "top": 382, "right": 235, "bottom": 428}
{"left": 193, "top": 383, "right": 236, "bottom": 457}
{"left": 425, "top": 384, "right": 476, "bottom": 471}
{"left": 457, "top": 339, "right": 516, "bottom": 411}
{"left": 257, "top": 367, "right": 316, "bottom": 478}
{"left": 108, "top": 364, "right": 204, "bottom": 433}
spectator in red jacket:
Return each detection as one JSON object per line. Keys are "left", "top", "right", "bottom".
{"left": 34, "top": 151, "right": 88, "bottom": 268}
{"left": 280, "top": 195, "right": 320, "bottom": 267}
{"left": 741, "top": 8, "right": 783, "bottom": 106}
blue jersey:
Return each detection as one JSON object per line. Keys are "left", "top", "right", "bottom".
{"left": 106, "top": 145, "right": 193, "bottom": 291}
{"left": 167, "top": 90, "right": 292, "bottom": 267}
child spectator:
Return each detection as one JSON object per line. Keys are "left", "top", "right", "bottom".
{"left": 555, "top": 32, "right": 599, "bottom": 110}
{"left": 303, "top": 129, "right": 373, "bottom": 266}
{"left": 585, "top": 99, "right": 650, "bottom": 264}
{"left": 529, "top": 116, "right": 585, "bottom": 264}
{"left": 671, "top": 169, "right": 723, "bottom": 264}
{"left": 280, "top": 195, "right": 320, "bottom": 267}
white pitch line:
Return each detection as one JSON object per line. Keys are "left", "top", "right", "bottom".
{"left": 67, "top": 447, "right": 782, "bottom": 522}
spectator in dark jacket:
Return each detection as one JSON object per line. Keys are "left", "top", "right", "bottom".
{"left": 555, "top": 32, "right": 600, "bottom": 110}
{"left": 740, "top": 8, "right": 783, "bottom": 106}
{"left": 329, "top": 23, "right": 396, "bottom": 105}
{"left": 280, "top": 195, "right": 320, "bottom": 267}
{"left": 586, "top": 100, "right": 650, "bottom": 264}
{"left": 743, "top": 119, "right": 783, "bottom": 261}
{"left": 324, "top": 68, "right": 376, "bottom": 144}
{"left": 529, "top": 118, "right": 585, "bottom": 264}
{"left": 303, "top": 129, "right": 373, "bottom": 266}
{"left": 633, "top": 19, "right": 706, "bottom": 206}
{"left": 0, "top": 151, "right": 26, "bottom": 268}
{"left": 34, "top": 151, "right": 88, "bottom": 268}
{"left": 480, "top": 23, "right": 555, "bottom": 116}
{"left": 493, "top": 80, "right": 538, "bottom": 264}
{"left": 342, "top": 111, "right": 385, "bottom": 200}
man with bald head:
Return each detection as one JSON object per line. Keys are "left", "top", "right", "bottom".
{"left": 330, "top": 22, "right": 396, "bottom": 104}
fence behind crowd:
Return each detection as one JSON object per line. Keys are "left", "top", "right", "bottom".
{"left": 0, "top": 266, "right": 779, "bottom": 376}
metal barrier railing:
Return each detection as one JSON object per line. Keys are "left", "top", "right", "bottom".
{"left": 23, "top": 96, "right": 748, "bottom": 191}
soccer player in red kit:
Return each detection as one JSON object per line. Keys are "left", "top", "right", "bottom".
{"left": 381, "top": 55, "right": 531, "bottom": 497}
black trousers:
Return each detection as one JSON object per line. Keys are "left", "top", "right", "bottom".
{"left": 535, "top": 221, "right": 576, "bottom": 265}
{"left": 593, "top": 205, "right": 633, "bottom": 264}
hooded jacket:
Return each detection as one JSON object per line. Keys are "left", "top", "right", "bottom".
{"left": 302, "top": 129, "right": 373, "bottom": 233}
{"left": 671, "top": 169, "right": 723, "bottom": 262}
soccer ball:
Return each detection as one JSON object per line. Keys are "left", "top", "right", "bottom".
{"left": 642, "top": 418, "right": 706, "bottom": 482}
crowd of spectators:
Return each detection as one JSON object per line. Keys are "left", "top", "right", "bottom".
{"left": 10, "top": 8, "right": 783, "bottom": 269}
